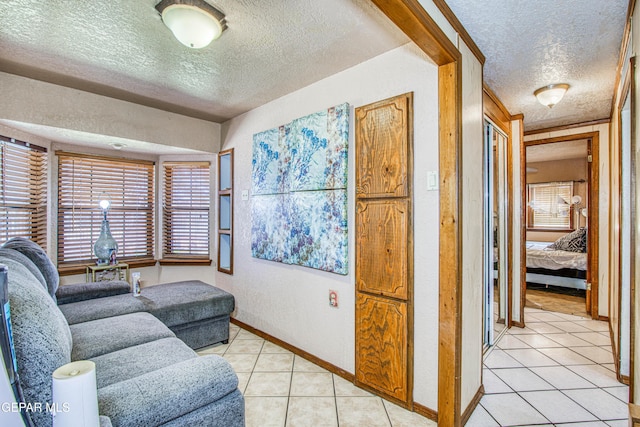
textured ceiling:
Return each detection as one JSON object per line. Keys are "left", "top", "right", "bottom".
{"left": 0, "top": 0, "right": 409, "bottom": 123}
{"left": 446, "top": 0, "right": 628, "bottom": 131}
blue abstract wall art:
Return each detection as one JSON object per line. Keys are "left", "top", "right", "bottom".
{"left": 251, "top": 103, "right": 349, "bottom": 275}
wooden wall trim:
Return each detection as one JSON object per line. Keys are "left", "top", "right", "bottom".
{"left": 483, "top": 84, "right": 512, "bottom": 135}
{"left": 232, "top": 317, "right": 439, "bottom": 421}
{"left": 370, "top": 0, "right": 460, "bottom": 65}
{"left": 431, "top": 0, "right": 485, "bottom": 65}
{"left": 517, "top": 116, "right": 527, "bottom": 327}
{"left": 371, "top": 1, "right": 464, "bottom": 424}
{"left": 230, "top": 318, "right": 355, "bottom": 382}
{"left": 413, "top": 402, "right": 438, "bottom": 422}
{"left": 629, "top": 55, "right": 637, "bottom": 402}
{"left": 630, "top": 402, "right": 640, "bottom": 426}
{"left": 523, "top": 118, "right": 610, "bottom": 136}
{"left": 437, "top": 60, "right": 463, "bottom": 427}
{"left": 461, "top": 385, "right": 484, "bottom": 425}
{"left": 610, "top": 0, "right": 636, "bottom": 121}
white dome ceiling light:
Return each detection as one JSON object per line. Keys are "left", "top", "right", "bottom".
{"left": 534, "top": 83, "right": 570, "bottom": 109}
{"left": 156, "top": 0, "right": 227, "bottom": 49}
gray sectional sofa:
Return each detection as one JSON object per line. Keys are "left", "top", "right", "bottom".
{"left": 0, "top": 238, "right": 244, "bottom": 427}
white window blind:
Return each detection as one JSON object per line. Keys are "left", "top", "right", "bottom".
{"left": 162, "top": 162, "right": 211, "bottom": 258}
{"left": 527, "top": 182, "right": 574, "bottom": 229}
{"left": 57, "top": 152, "right": 155, "bottom": 264}
{"left": 0, "top": 136, "right": 47, "bottom": 247}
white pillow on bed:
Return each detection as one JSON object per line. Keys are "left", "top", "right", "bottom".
{"left": 547, "top": 228, "right": 587, "bottom": 253}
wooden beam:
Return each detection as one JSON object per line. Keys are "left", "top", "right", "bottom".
{"left": 437, "top": 60, "right": 463, "bottom": 427}
{"left": 370, "top": 0, "right": 460, "bottom": 65}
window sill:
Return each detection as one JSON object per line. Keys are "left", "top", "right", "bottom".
{"left": 158, "top": 258, "right": 212, "bottom": 266}
{"left": 58, "top": 258, "right": 157, "bottom": 276}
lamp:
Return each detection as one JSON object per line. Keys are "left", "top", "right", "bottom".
{"left": 155, "top": 0, "right": 227, "bottom": 49}
{"left": 93, "top": 192, "right": 118, "bottom": 265}
{"left": 534, "top": 83, "right": 570, "bottom": 108}
{"left": 571, "top": 195, "right": 583, "bottom": 228}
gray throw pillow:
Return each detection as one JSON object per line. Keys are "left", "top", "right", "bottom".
{"left": 2, "top": 237, "right": 59, "bottom": 301}
{"left": 547, "top": 228, "right": 587, "bottom": 253}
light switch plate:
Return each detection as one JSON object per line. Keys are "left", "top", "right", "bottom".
{"left": 427, "top": 171, "right": 439, "bottom": 190}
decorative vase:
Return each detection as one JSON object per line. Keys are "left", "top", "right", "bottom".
{"left": 94, "top": 220, "right": 118, "bottom": 265}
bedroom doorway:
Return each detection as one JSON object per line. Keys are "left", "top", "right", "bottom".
{"left": 522, "top": 132, "right": 599, "bottom": 320}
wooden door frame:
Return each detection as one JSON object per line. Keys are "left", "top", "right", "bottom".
{"left": 370, "top": 1, "right": 466, "bottom": 425}
{"left": 520, "top": 132, "right": 600, "bottom": 322}
{"left": 616, "top": 55, "right": 635, "bottom": 395}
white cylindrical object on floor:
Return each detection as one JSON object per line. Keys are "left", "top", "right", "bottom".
{"left": 52, "top": 360, "right": 99, "bottom": 427}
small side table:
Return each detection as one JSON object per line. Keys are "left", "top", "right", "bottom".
{"left": 86, "top": 263, "right": 130, "bottom": 284}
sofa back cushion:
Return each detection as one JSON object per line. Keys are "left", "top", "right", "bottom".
{"left": 0, "top": 248, "right": 47, "bottom": 292}
{"left": 2, "top": 252, "right": 72, "bottom": 427}
{"left": 2, "top": 238, "right": 60, "bottom": 302}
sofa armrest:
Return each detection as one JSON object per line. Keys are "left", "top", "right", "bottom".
{"left": 56, "top": 281, "right": 130, "bottom": 305}
{"left": 97, "top": 355, "right": 239, "bottom": 426}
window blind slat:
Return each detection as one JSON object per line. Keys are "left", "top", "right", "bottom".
{"left": 57, "top": 154, "right": 155, "bottom": 264}
{"left": 163, "top": 163, "right": 211, "bottom": 258}
{"left": 527, "top": 182, "right": 574, "bottom": 229}
{"left": 0, "top": 138, "right": 48, "bottom": 247}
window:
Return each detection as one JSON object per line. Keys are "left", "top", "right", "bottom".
{"left": 162, "top": 162, "right": 211, "bottom": 262}
{"left": 0, "top": 136, "right": 47, "bottom": 247}
{"left": 527, "top": 181, "right": 574, "bottom": 229}
{"left": 217, "top": 149, "right": 233, "bottom": 274}
{"left": 57, "top": 152, "right": 155, "bottom": 266}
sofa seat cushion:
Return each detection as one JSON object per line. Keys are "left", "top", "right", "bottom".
{"left": 98, "top": 354, "right": 239, "bottom": 427}
{"left": 60, "top": 280, "right": 235, "bottom": 327}
{"left": 70, "top": 312, "right": 175, "bottom": 360}
{"left": 90, "top": 337, "right": 196, "bottom": 389}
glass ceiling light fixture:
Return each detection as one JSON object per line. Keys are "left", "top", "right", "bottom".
{"left": 155, "top": 0, "right": 227, "bottom": 49}
{"left": 534, "top": 83, "right": 570, "bottom": 108}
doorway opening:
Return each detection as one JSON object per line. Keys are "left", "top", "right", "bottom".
{"left": 521, "top": 132, "right": 600, "bottom": 321}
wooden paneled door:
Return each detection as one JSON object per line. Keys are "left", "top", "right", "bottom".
{"left": 355, "top": 93, "right": 413, "bottom": 408}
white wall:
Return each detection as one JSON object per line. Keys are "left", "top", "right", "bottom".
{"left": 459, "top": 40, "right": 484, "bottom": 409}
{"left": 216, "top": 43, "right": 441, "bottom": 409}
{"left": 511, "top": 119, "right": 523, "bottom": 325}
{"left": 524, "top": 123, "right": 610, "bottom": 319}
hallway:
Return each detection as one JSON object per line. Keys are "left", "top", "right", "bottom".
{"left": 468, "top": 307, "right": 627, "bottom": 426}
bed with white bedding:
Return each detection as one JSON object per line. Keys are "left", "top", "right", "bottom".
{"left": 525, "top": 240, "right": 587, "bottom": 290}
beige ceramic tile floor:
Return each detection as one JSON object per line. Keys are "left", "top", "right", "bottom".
{"left": 468, "top": 306, "right": 628, "bottom": 426}
{"left": 197, "top": 324, "right": 435, "bottom": 427}
{"left": 198, "top": 306, "right": 627, "bottom": 426}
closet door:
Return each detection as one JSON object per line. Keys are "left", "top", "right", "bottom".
{"left": 355, "top": 93, "right": 413, "bottom": 406}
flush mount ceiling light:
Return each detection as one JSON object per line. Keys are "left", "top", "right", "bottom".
{"left": 155, "top": 0, "right": 227, "bottom": 49}
{"left": 109, "top": 142, "right": 127, "bottom": 150}
{"left": 534, "top": 83, "right": 570, "bottom": 108}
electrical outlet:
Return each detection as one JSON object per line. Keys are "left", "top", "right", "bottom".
{"left": 329, "top": 290, "right": 338, "bottom": 308}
